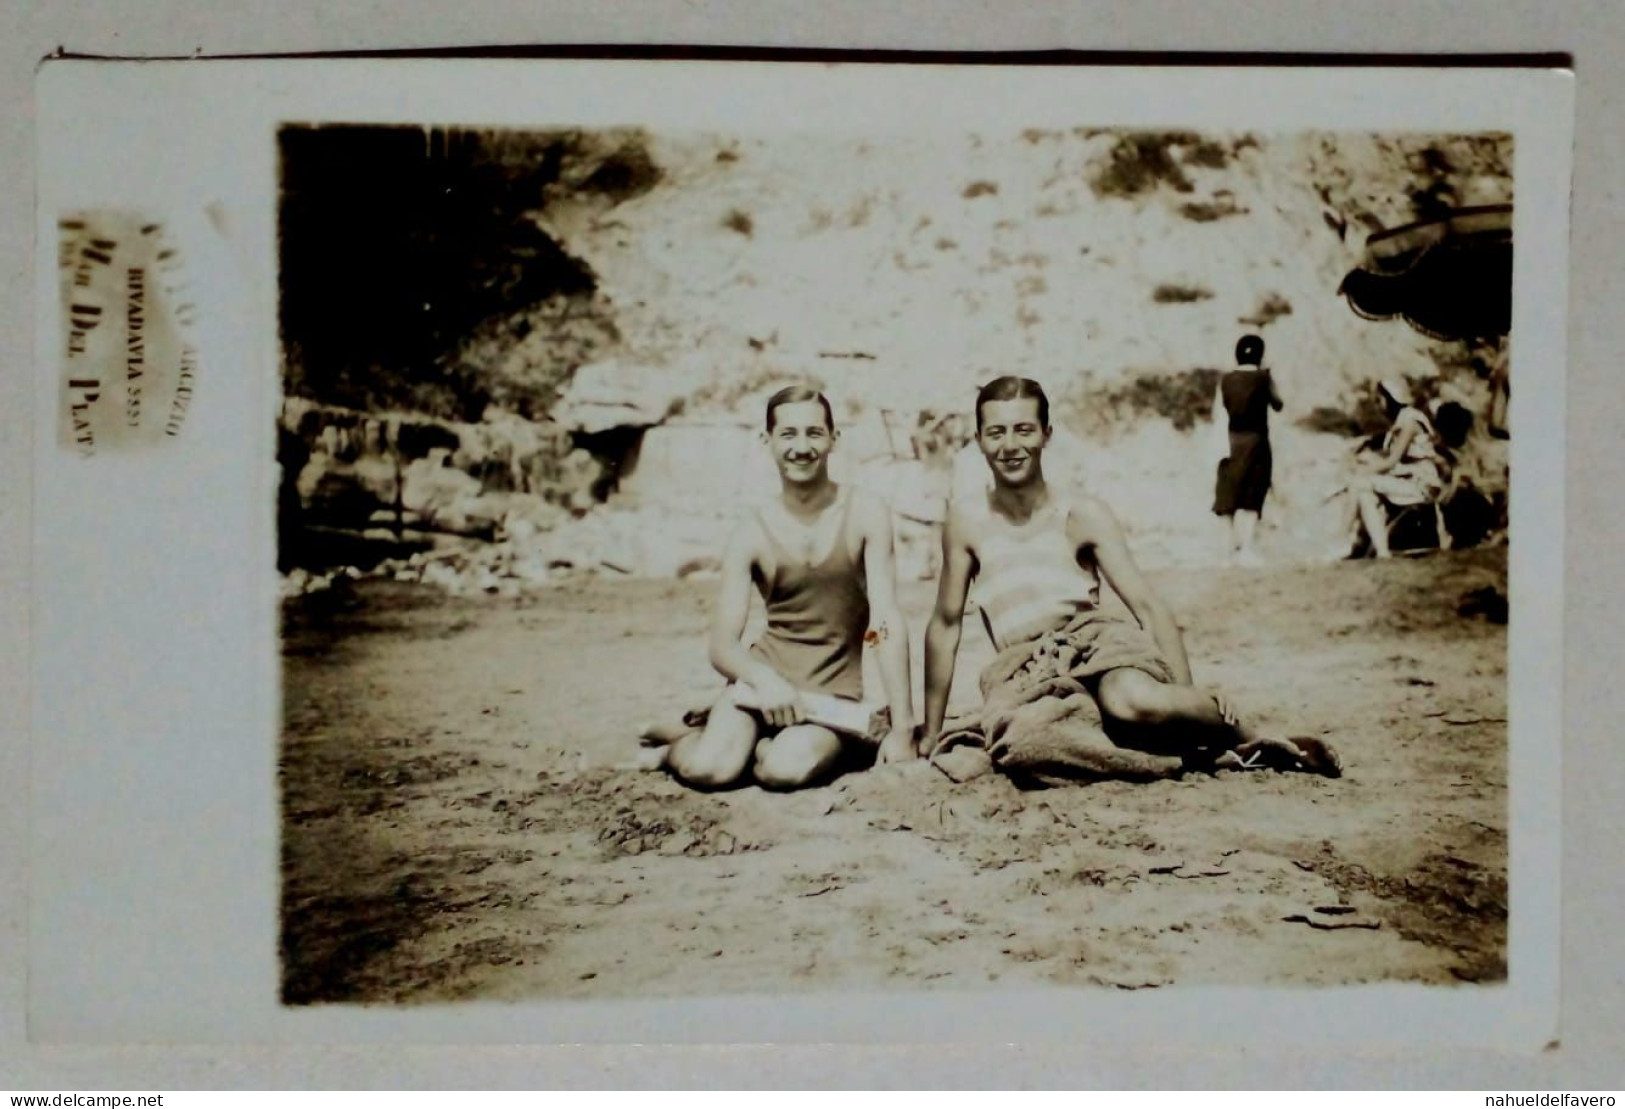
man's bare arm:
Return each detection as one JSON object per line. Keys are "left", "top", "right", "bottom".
{"left": 1072, "top": 498, "right": 1195, "bottom": 685}
{"left": 858, "top": 495, "right": 917, "bottom": 758}
{"left": 709, "top": 521, "right": 803, "bottom": 725}
{"left": 923, "top": 503, "right": 976, "bottom": 740}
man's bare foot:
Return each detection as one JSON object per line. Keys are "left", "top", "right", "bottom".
{"left": 621, "top": 721, "right": 694, "bottom": 772}
{"left": 637, "top": 720, "right": 694, "bottom": 746}
{"left": 1287, "top": 735, "right": 1342, "bottom": 777}
{"left": 1217, "top": 735, "right": 1342, "bottom": 778}
{"left": 618, "top": 744, "right": 671, "bottom": 772}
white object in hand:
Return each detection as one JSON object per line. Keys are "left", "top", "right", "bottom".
{"left": 729, "top": 684, "right": 889, "bottom": 740}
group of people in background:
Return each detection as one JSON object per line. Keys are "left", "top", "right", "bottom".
{"left": 1210, "top": 333, "right": 1488, "bottom": 565}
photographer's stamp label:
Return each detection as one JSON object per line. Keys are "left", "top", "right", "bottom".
{"left": 57, "top": 210, "right": 200, "bottom": 455}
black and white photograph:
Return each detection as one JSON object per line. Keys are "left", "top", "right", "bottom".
{"left": 22, "top": 56, "right": 1575, "bottom": 1057}
{"left": 275, "top": 110, "right": 1519, "bottom": 1002}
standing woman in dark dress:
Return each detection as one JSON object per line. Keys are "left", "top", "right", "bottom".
{"left": 1211, "top": 334, "right": 1283, "bottom": 566}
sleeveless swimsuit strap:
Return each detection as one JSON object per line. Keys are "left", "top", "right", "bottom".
{"left": 757, "top": 487, "right": 853, "bottom": 570}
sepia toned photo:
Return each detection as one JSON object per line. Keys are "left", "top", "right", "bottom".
{"left": 275, "top": 117, "right": 1517, "bottom": 1004}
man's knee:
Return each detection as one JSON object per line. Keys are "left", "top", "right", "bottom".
{"left": 668, "top": 742, "right": 749, "bottom": 789}
{"left": 1098, "top": 671, "right": 1172, "bottom": 726}
{"left": 668, "top": 706, "right": 756, "bottom": 788}
{"left": 753, "top": 758, "right": 818, "bottom": 791}
{"left": 753, "top": 726, "right": 840, "bottom": 791}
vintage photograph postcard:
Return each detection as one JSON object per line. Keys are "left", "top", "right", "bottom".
{"left": 29, "top": 58, "right": 1572, "bottom": 1047}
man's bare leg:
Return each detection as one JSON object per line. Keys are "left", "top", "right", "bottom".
{"left": 1096, "top": 668, "right": 1247, "bottom": 756}
{"left": 753, "top": 723, "right": 844, "bottom": 791}
{"left": 665, "top": 695, "right": 760, "bottom": 789}
{"left": 1096, "top": 668, "right": 1339, "bottom": 775}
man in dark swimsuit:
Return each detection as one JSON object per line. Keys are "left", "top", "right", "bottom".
{"left": 663, "top": 387, "right": 918, "bottom": 790}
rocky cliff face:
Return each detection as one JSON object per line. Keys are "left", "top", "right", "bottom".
{"left": 542, "top": 128, "right": 1509, "bottom": 566}
{"left": 540, "top": 129, "right": 1510, "bottom": 415}
{"left": 280, "top": 125, "right": 1512, "bottom": 583}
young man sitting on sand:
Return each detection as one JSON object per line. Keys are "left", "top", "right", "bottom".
{"left": 921, "top": 376, "right": 1338, "bottom": 785}
{"left": 652, "top": 386, "right": 918, "bottom": 790}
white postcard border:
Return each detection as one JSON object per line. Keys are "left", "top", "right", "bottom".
{"left": 29, "top": 58, "right": 1573, "bottom": 1048}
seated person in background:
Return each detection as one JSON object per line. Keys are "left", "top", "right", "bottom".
{"left": 1431, "top": 399, "right": 1474, "bottom": 457}
{"left": 921, "top": 376, "right": 1338, "bottom": 786}
{"left": 1346, "top": 378, "right": 1448, "bottom": 558}
{"left": 1427, "top": 399, "right": 1502, "bottom": 549}
{"left": 651, "top": 386, "right": 918, "bottom": 790}
{"left": 1476, "top": 343, "right": 1510, "bottom": 440}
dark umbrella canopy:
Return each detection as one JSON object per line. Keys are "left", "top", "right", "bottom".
{"left": 1338, "top": 205, "right": 1513, "bottom": 341}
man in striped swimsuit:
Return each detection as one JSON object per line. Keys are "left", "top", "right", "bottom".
{"left": 922, "top": 377, "right": 1336, "bottom": 781}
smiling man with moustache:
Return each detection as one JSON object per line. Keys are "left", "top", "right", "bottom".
{"left": 656, "top": 385, "right": 918, "bottom": 790}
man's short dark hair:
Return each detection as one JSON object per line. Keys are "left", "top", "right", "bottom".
{"left": 1236, "top": 334, "right": 1265, "bottom": 366}
{"left": 975, "top": 376, "right": 1050, "bottom": 432}
{"left": 764, "top": 385, "right": 835, "bottom": 432}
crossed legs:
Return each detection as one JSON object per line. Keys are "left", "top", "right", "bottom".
{"left": 665, "top": 694, "right": 845, "bottom": 791}
{"left": 1094, "top": 667, "right": 1340, "bottom": 776}
{"left": 1094, "top": 668, "right": 1249, "bottom": 761}
{"left": 1351, "top": 471, "right": 1444, "bottom": 560}
{"left": 1355, "top": 486, "right": 1393, "bottom": 558}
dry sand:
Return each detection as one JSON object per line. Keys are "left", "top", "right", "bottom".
{"left": 280, "top": 549, "right": 1507, "bottom": 1004}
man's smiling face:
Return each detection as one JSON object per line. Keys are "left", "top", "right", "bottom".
{"left": 766, "top": 399, "right": 836, "bottom": 486}
{"left": 977, "top": 397, "right": 1050, "bottom": 487}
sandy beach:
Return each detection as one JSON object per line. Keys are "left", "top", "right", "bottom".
{"left": 280, "top": 547, "right": 1507, "bottom": 1004}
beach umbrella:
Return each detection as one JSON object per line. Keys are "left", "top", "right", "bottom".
{"left": 1337, "top": 205, "right": 1512, "bottom": 341}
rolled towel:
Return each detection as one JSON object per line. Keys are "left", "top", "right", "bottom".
{"left": 728, "top": 684, "right": 891, "bottom": 742}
